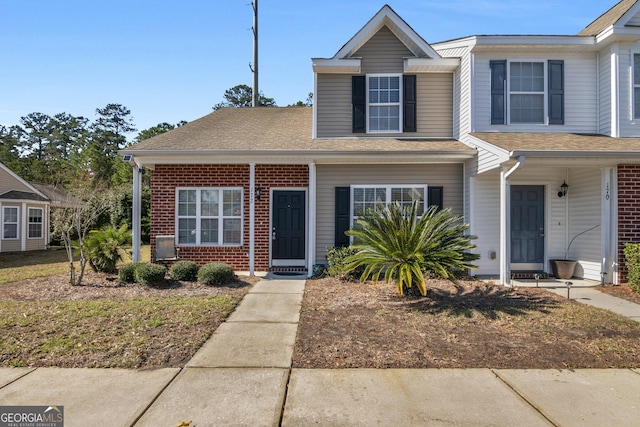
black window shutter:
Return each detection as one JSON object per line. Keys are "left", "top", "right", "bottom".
{"left": 548, "top": 60, "right": 564, "bottom": 125}
{"left": 403, "top": 74, "right": 417, "bottom": 132}
{"left": 428, "top": 186, "right": 444, "bottom": 211}
{"left": 352, "top": 76, "right": 366, "bottom": 133}
{"left": 335, "top": 187, "right": 351, "bottom": 247}
{"left": 490, "top": 60, "right": 506, "bottom": 125}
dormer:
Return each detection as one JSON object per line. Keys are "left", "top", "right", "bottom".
{"left": 580, "top": 0, "right": 640, "bottom": 45}
{"left": 312, "top": 5, "right": 460, "bottom": 139}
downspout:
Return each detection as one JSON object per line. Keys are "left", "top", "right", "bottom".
{"left": 500, "top": 155, "right": 525, "bottom": 285}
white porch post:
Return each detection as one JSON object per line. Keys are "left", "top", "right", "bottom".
{"left": 308, "top": 162, "right": 316, "bottom": 278}
{"left": 132, "top": 164, "right": 142, "bottom": 262}
{"left": 249, "top": 163, "right": 256, "bottom": 276}
{"left": 602, "top": 167, "right": 613, "bottom": 284}
{"left": 499, "top": 168, "right": 509, "bottom": 285}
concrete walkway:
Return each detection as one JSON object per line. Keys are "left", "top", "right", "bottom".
{"left": 1, "top": 275, "right": 639, "bottom": 426}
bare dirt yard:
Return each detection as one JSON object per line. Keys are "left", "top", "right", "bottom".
{"left": 293, "top": 277, "right": 640, "bottom": 369}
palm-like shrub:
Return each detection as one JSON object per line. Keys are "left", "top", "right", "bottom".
{"left": 345, "top": 201, "right": 478, "bottom": 296}
{"left": 84, "top": 225, "right": 132, "bottom": 273}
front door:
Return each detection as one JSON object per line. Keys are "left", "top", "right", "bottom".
{"left": 511, "top": 185, "right": 544, "bottom": 270}
{"left": 272, "top": 190, "right": 305, "bottom": 265}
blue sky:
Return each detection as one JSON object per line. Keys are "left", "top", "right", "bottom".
{"left": 0, "top": 0, "right": 616, "bottom": 135}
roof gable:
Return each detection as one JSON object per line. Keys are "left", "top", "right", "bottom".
{"left": 334, "top": 5, "right": 440, "bottom": 60}
{"left": 579, "top": 0, "right": 640, "bottom": 36}
{"left": 0, "top": 162, "right": 48, "bottom": 200}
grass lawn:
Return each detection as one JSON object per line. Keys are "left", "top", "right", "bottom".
{"left": 0, "top": 246, "right": 151, "bottom": 284}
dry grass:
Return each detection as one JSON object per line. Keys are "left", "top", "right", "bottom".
{"left": 0, "top": 246, "right": 150, "bottom": 284}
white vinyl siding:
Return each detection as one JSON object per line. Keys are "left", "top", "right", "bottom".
{"left": 176, "top": 188, "right": 242, "bottom": 246}
{"left": 473, "top": 53, "right": 597, "bottom": 133}
{"left": 598, "top": 46, "right": 612, "bottom": 136}
{"left": 315, "top": 164, "right": 463, "bottom": 265}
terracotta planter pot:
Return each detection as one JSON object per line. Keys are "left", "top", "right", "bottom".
{"left": 550, "top": 259, "right": 577, "bottom": 279}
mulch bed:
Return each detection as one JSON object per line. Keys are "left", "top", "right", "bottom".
{"left": 293, "top": 277, "right": 640, "bottom": 369}
{"left": 598, "top": 283, "right": 640, "bottom": 305}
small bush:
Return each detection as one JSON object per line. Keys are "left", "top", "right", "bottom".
{"left": 169, "top": 260, "right": 199, "bottom": 281}
{"left": 624, "top": 243, "right": 640, "bottom": 293}
{"left": 326, "top": 246, "right": 363, "bottom": 279}
{"left": 198, "top": 262, "right": 235, "bottom": 286}
{"left": 118, "top": 263, "right": 137, "bottom": 283}
{"left": 134, "top": 263, "right": 167, "bottom": 287}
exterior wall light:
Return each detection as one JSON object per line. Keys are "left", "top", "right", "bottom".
{"left": 558, "top": 181, "right": 569, "bottom": 198}
{"left": 254, "top": 186, "right": 262, "bottom": 200}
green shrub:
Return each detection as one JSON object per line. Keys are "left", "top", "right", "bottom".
{"left": 326, "top": 246, "right": 363, "bottom": 279}
{"left": 197, "top": 262, "right": 235, "bottom": 286}
{"left": 624, "top": 243, "right": 640, "bottom": 292}
{"left": 169, "top": 260, "right": 199, "bottom": 281}
{"left": 134, "top": 263, "right": 167, "bottom": 287}
{"left": 118, "top": 262, "right": 137, "bottom": 283}
{"left": 84, "top": 225, "right": 132, "bottom": 273}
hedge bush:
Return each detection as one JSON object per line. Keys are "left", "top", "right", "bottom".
{"left": 169, "top": 260, "right": 199, "bottom": 281}
{"left": 197, "top": 262, "right": 235, "bottom": 286}
{"left": 624, "top": 243, "right": 640, "bottom": 293}
{"left": 118, "top": 262, "right": 137, "bottom": 283}
{"left": 134, "top": 263, "right": 167, "bottom": 287}
{"left": 326, "top": 246, "right": 363, "bottom": 279}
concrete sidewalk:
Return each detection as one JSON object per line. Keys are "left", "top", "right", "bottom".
{"left": 512, "top": 278, "right": 640, "bottom": 322}
{"left": 1, "top": 274, "right": 639, "bottom": 426}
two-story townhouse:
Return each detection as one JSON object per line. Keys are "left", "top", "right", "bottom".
{"left": 122, "top": 1, "right": 640, "bottom": 284}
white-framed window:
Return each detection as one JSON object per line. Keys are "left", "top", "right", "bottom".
{"left": 2, "top": 206, "right": 19, "bottom": 240}
{"left": 634, "top": 54, "right": 640, "bottom": 119}
{"left": 510, "top": 62, "right": 545, "bottom": 124}
{"left": 28, "top": 208, "right": 43, "bottom": 239}
{"left": 367, "top": 74, "right": 402, "bottom": 133}
{"left": 351, "top": 185, "right": 426, "bottom": 223}
{"left": 176, "top": 188, "right": 242, "bottom": 245}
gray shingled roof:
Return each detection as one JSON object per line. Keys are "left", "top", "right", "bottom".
{"left": 125, "top": 107, "right": 473, "bottom": 154}
{"left": 471, "top": 132, "right": 640, "bottom": 153}
{"left": 579, "top": 0, "right": 638, "bottom": 36}
{"left": 0, "top": 190, "right": 48, "bottom": 202}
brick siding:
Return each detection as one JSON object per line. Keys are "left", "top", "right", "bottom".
{"left": 617, "top": 165, "right": 640, "bottom": 282}
{"left": 150, "top": 164, "right": 308, "bottom": 271}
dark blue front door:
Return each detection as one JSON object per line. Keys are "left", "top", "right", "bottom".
{"left": 272, "top": 191, "right": 305, "bottom": 260}
{"left": 511, "top": 185, "right": 544, "bottom": 267}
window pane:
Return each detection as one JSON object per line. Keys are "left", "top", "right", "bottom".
{"left": 28, "top": 208, "right": 42, "bottom": 223}
{"left": 201, "top": 190, "right": 219, "bottom": 217}
{"left": 635, "top": 87, "right": 640, "bottom": 119}
{"left": 178, "top": 190, "right": 196, "bottom": 216}
{"left": 4, "top": 224, "right": 17, "bottom": 239}
{"left": 201, "top": 218, "right": 219, "bottom": 244}
{"left": 635, "top": 54, "right": 640, "bottom": 85}
{"left": 510, "top": 62, "right": 543, "bottom": 92}
{"left": 223, "top": 218, "right": 241, "bottom": 244}
{"left": 178, "top": 218, "right": 196, "bottom": 244}
{"left": 29, "top": 224, "right": 42, "bottom": 238}
{"left": 223, "top": 190, "right": 242, "bottom": 216}
{"left": 511, "top": 94, "right": 544, "bottom": 123}
{"left": 5, "top": 208, "right": 18, "bottom": 223}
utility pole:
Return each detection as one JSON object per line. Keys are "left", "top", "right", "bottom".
{"left": 251, "top": 0, "right": 259, "bottom": 107}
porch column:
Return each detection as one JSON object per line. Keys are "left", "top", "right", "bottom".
{"left": 308, "top": 162, "right": 316, "bottom": 278}
{"left": 601, "top": 167, "right": 613, "bottom": 284}
{"left": 132, "top": 164, "right": 142, "bottom": 262}
{"left": 249, "top": 163, "right": 256, "bottom": 276}
{"left": 499, "top": 168, "right": 509, "bottom": 285}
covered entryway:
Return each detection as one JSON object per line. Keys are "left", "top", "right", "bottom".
{"left": 510, "top": 185, "right": 545, "bottom": 271}
{"left": 271, "top": 190, "right": 306, "bottom": 266}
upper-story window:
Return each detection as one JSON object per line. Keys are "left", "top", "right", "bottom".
{"left": 490, "top": 60, "right": 564, "bottom": 125}
{"left": 634, "top": 54, "right": 640, "bottom": 119}
{"left": 352, "top": 74, "right": 416, "bottom": 134}
{"left": 367, "top": 74, "right": 402, "bottom": 133}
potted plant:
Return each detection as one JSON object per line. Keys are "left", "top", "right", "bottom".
{"left": 550, "top": 224, "right": 600, "bottom": 279}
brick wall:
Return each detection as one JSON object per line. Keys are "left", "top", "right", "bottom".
{"left": 150, "top": 164, "right": 308, "bottom": 271}
{"left": 617, "top": 165, "right": 640, "bottom": 282}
